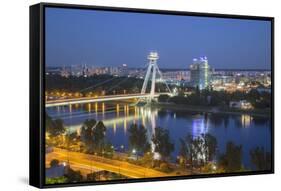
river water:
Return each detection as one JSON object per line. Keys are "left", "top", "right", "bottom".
{"left": 46, "top": 102, "right": 271, "bottom": 169}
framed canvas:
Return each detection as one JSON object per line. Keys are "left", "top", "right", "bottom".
{"left": 29, "top": 2, "right": 274, "bottom": 188}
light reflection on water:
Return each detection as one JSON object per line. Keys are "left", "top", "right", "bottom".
{"left": 192, "top": 118, "right": 209, "bottom": 137}
{"left": 46, "top": 102, "right": 271, "bottom": 168}
{"left": 241, "top": 114, "right": 252, "bottom": 128}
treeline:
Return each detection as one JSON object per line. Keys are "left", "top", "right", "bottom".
{"left": 46, "top": 115, "right": 114, "bottom": 157}
{"left": 45, "top": 74, "right": 168, "bottom": 95}
{"left": 127, "top": 124, "right": 271, "bottom": 173}
{"left": 158, "top": 88, "right": 271, "bottom": 109}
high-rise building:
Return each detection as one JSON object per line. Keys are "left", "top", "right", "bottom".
{"left": 189, "top": 57, "right": 211, "bottom": 90}
{"left": 82, "top": 64, "right": 89, "bottom": 77}
{"left": 70, "top": 65, "right": 84, "bottom": 77}
{"left": 119, "top": 64, "right": 129, "bottom": 76}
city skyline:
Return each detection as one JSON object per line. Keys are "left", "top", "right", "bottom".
{"left": 45, "top": 8, "right": 271, "bottom": 70}
{"left": 46, "top": 65, "right": 272, "bottom": 71}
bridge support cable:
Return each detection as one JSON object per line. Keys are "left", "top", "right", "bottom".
{"left": 79, "top": 68, "right": 147, "bottom": 95}
{"left": 102, "top": 68, "right": 148, "bottom": 94}
{"left": 105, "top": 77, "right": 131, "bottom": 93}
{"left": 154, "top": 63, "right": 172, "bottom": 94}
{"left": 79, "top": 77, "right": 118, "bottom": 93}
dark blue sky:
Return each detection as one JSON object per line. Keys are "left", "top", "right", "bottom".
{"left": 45, "top": 7, "right": 271, "bottom": 69}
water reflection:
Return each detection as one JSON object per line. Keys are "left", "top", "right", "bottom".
{"left": 47, "top": 102, "right": 271, "bottom": 167}
{"left": 87, "top": 103, "right": 91, "bottom": 113}
{"left": 102, "top": 103, "right": 105, "bottom": 117}
{"left": 94, "top": 103, "right": 97, "bottom": 118}
{"left": 241, "top": 114, "right": 252, "bottom": 128}
{"left": 116, "top": 104, "right": 119, "bottom": 117}
{"left": 192, "top": 118, "right": 209, "bottom": 137}
{"left": 113, "top": 121, "right": 116, "bottom": 134}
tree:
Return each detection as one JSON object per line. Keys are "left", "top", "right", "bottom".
{"left": 179, "top": 133, "right": 217, "bottom": 169}
{"left": 46, "top": 74, "right": 146, "bottom": 95}
{"left": 80, "top": 119, "right": 96, "bottom": 153}
{"left": 50, "top": 159, "right": 60, "bottom": 168}
{"left": 103, "top": 143, "right": 114, "bottom": 158}
{"left": 152, "top": 127, "right": 174, "bottom": 161}
{"left": 64, "top": 167, "right": 83, "bottom": 183}
{"left": 170, "top": 95, "right": 188, "bottom": 104}
{"left": 158, "top": 94, "right": 170, "bottom": 102}
{"left": 45, "top": 115, "right": 66, "bottom": 147}
{"left": 46, "top": 113, "right": 53, "bottom": 131}
{"left": 179, "top": 134, "right": 194, "bottom": 169}
{"left": 250, "top": 147, "right": 271, "bottom": 171}
{"left": 93, "top": 121, "right": 107, "bottom": 153}
{"left": 65, "top": 131, "right": 78, "bottom": 145}
{"left": 219, "top": 141, "right": 243, "bottom": 172}
{"left": 128, "top": 124, "right": 138, "bottom": 150}
{"left": 86, "top": 172, "right": 97, "bottom": 181}
{"left": 46, "top": 116, "right": 65, "bottom": 137}
{"left": 128, "top": 124, "right": 150, "bottom": 154}
{"left": 83, "top": 119, "right": 97, "bottom": 129}
{"left": 80, "top": 119, "right": 107, "bottom": 154}
{"left": 179, "top": 138, "right": 189, "bottom": 168}
{"left": 191, "top": 135, "right": 205, "bottom": 166}
{"left": 202, "top": 133, "right": 217, "bottom": 162}
{"left": 63, "top": 131, "right": 80, "bottom": 151}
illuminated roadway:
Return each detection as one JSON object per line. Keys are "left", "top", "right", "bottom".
{"left": 45, "top": 93, "right": 171, "bottom": 108}
{"left": 46, "top": 147, "right": 169, "bottom": 178}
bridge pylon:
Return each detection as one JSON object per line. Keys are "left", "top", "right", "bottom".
{"left": 141, "top": 52, "right": 171, "bottom": 102}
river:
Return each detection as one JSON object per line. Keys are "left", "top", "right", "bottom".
{"left": 46, "top": 101, "right": 271, "bottom": 169}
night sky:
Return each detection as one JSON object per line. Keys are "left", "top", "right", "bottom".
{"left": 45, "top": 7, "right": 271, "bottom": 69}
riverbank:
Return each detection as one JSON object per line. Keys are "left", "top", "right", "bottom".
{"left": 151, "top": 102, "right": 271, "bottom": 117}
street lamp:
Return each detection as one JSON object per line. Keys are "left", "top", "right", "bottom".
{"left": 212, "top": 164, "right": 217, "bottom": 171}
{"left": 120, "top": 145, "right": 124, "bottom": 153}
{"left": 132, "top": 148, "right": 136, "bottom": 154}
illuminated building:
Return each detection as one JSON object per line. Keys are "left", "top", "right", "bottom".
{"left": 109, "top": 66, "right": 119, "bottom": 76}
{"left": 119, "top": 64, "right": 129, "bottom": 76}
{"left": 70, "top": 65, "right": 84, "bottom": 76}
{"left": 82, "top": 64, "right": 88, "bottom": 77}
{"left": 189, "top": 57, "right": 211, "bottom": 90}
{"left": 161, "top": 71, "right": 190, "bottom": 82}
{"left": 229, "top": 100, "right": 253, "bottom": 110}
{"left": 46, "top": 66, "right": 61, "bottom": 75}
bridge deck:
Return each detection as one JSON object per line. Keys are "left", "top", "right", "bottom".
{"left": 45, "top": 93, "right": 171, "bottom": 107}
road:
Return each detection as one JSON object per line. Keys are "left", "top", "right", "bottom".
{"left": 46, "top": 148, "right": 169, "bottom": 178}
{"left": 45, "top": 93, "right": 161, "bottom": 107}
{"left": 45, "top": 93, "right": 174, "bottom": 107}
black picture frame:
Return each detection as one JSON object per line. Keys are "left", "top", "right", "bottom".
{"left": 30, "top": 2, "right": 274, "bottom": 188}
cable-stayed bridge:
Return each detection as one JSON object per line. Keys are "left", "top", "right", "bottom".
{"left": 46, "top": 52, "right": 173, "bottom": 108}
{"left": 45, "top": 93, "right": 173, "bottom": 107}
